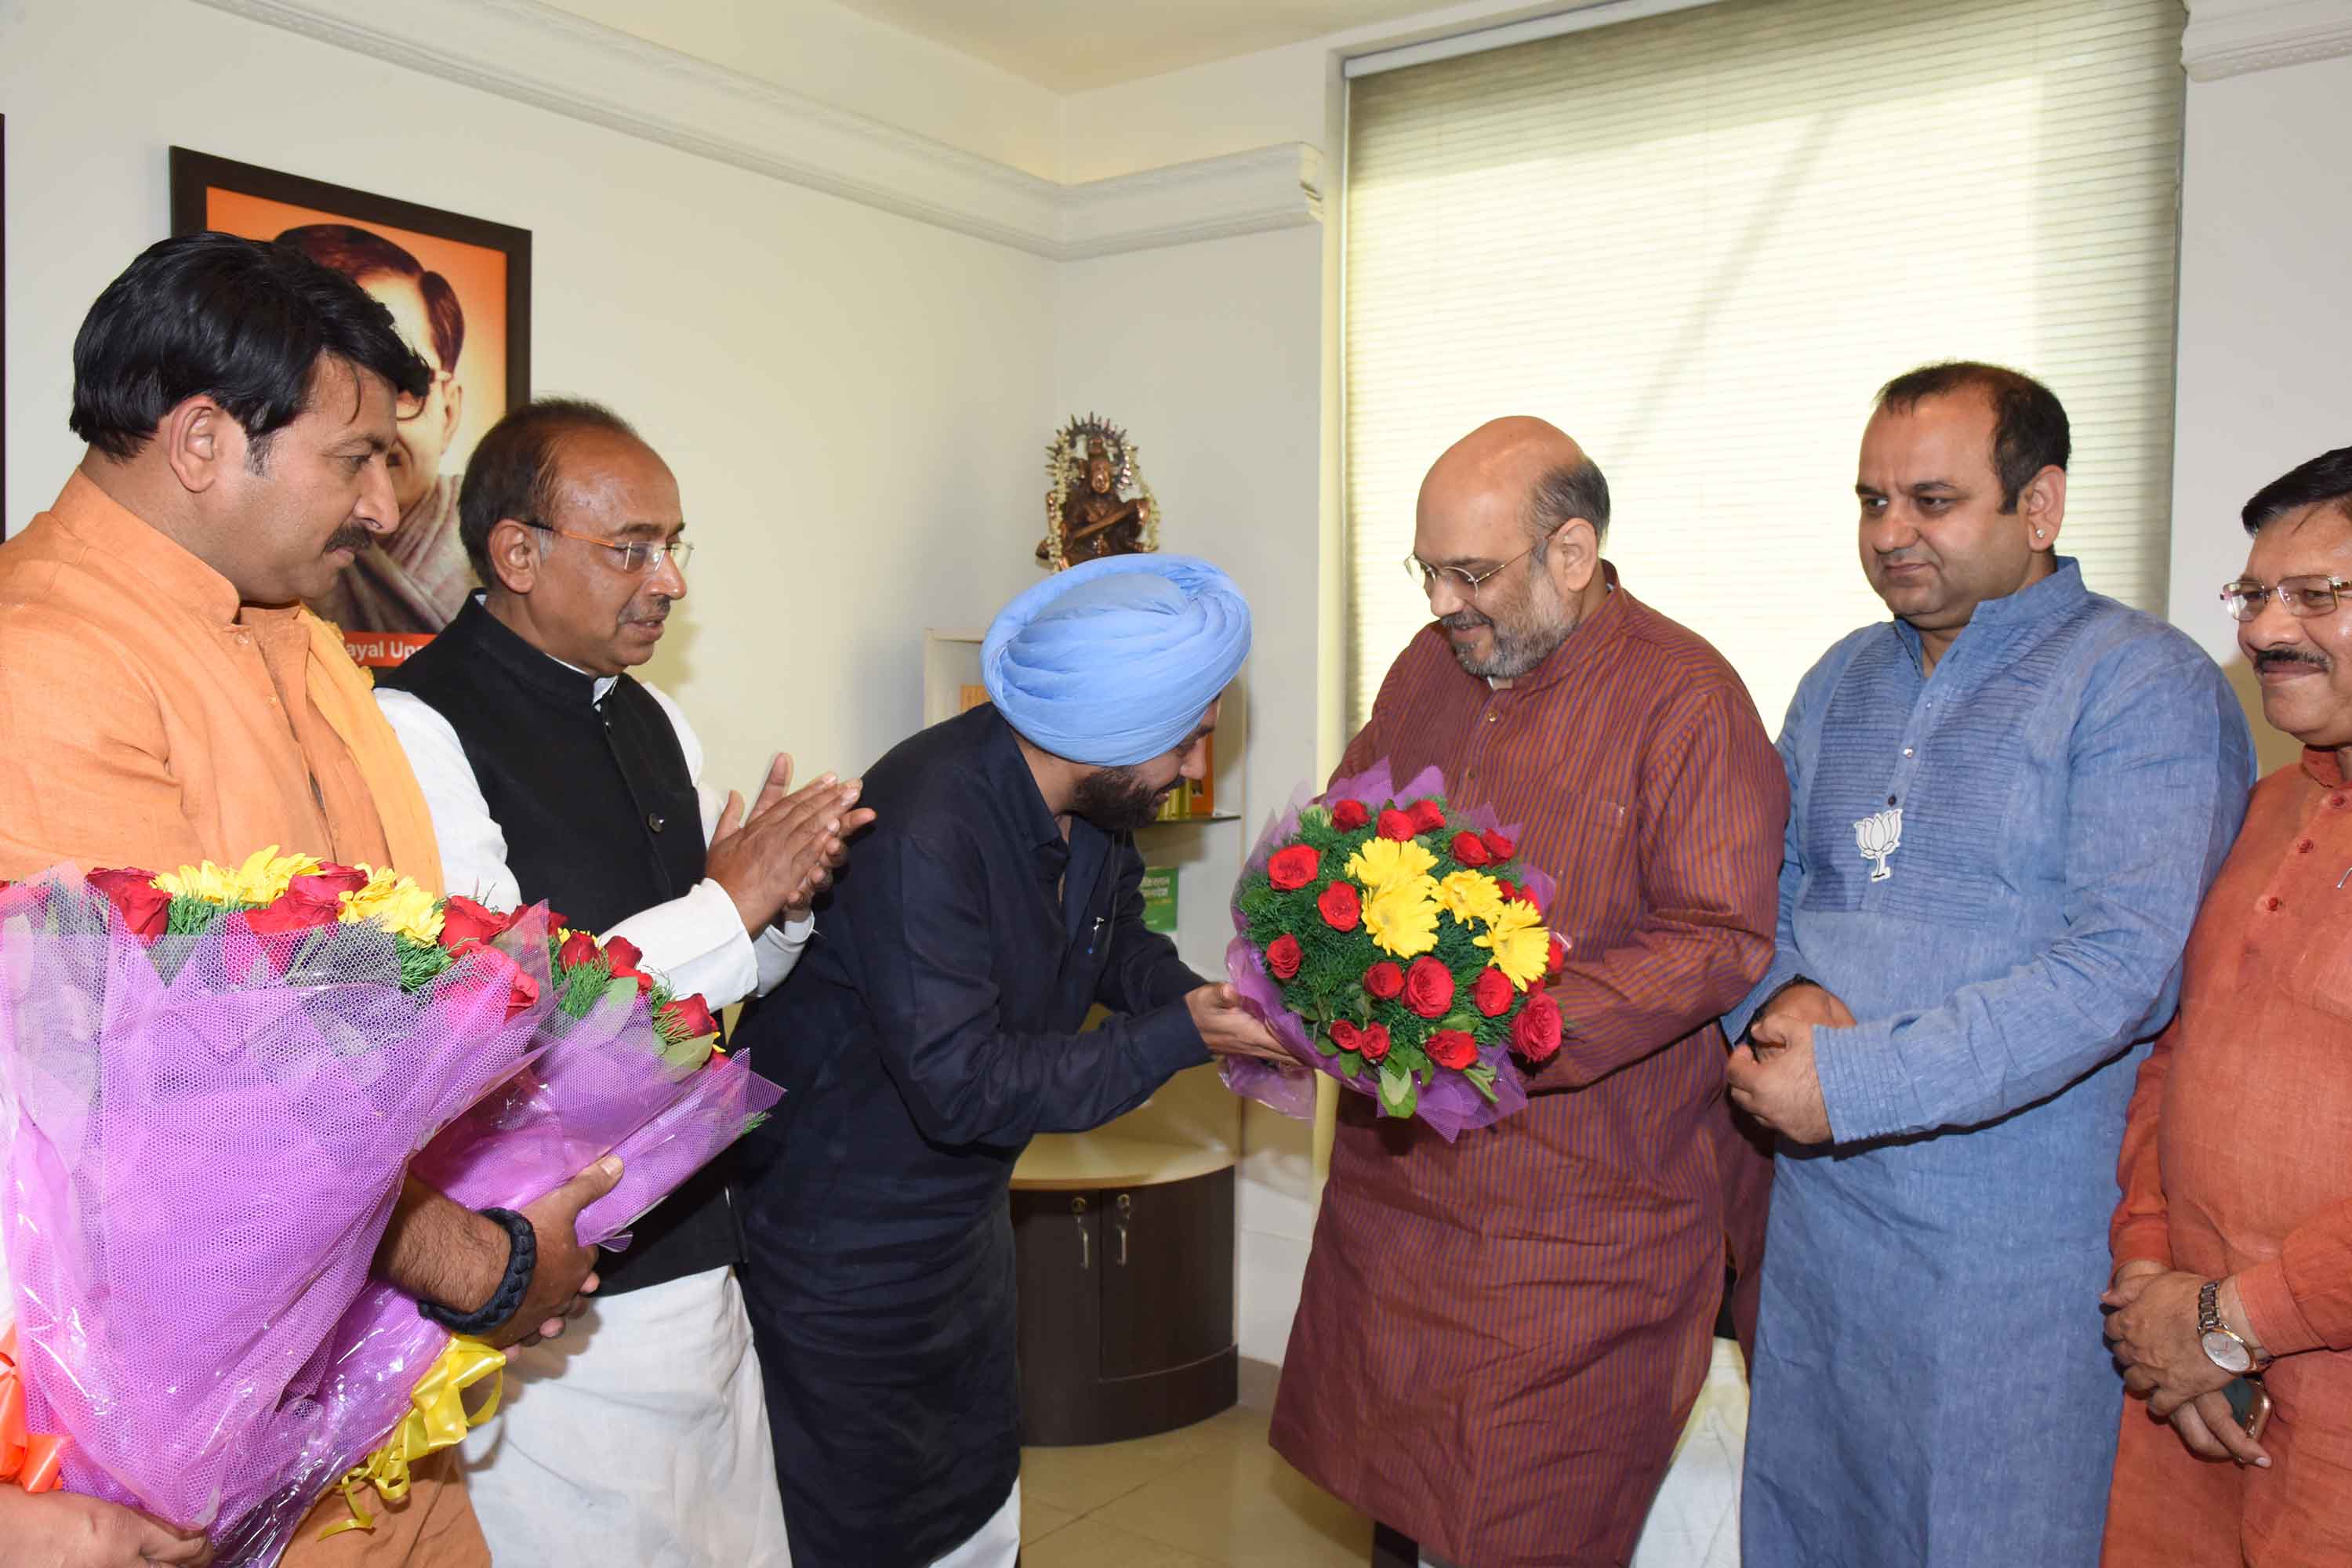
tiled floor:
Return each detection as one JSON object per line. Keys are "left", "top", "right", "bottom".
{"left": 1018, "top": 1405, "right": 1370, "bottom": 1567}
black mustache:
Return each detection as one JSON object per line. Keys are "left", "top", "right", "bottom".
{"left": 2255, "top": 648, "right": 2330, "bottom": 672}
{"left": 325, "top": 524, "right": 373, "bottom": 554}
{"left": 1441, "top": 612, "right": 1491, "bottom": 631}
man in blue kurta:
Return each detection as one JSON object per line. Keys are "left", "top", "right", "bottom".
{"left": 1723, "top": 361, "right": 2254, "bottom": 1566}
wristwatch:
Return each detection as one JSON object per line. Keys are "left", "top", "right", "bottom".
{"left": 2198, "top": 1279, "right": 2262, "bottom": 1375}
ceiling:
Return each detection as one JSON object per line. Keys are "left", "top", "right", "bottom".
{"left": 829, "top": 0, "right": 1456, "bottom": 91}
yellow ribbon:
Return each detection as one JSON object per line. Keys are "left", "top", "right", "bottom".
{"left": 318, "top": 1336, "right": 503, "bottom": 1539}
{"left": 1, "top": 1324, "right": 67, "bottom": 1494}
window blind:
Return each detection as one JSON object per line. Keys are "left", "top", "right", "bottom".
{"left": 1345, "top": 0, "right": 2186, "bottom": 733}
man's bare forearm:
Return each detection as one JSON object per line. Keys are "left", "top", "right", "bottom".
{"left": 373, "top": 1176, "right": 506, "bottom": 1311}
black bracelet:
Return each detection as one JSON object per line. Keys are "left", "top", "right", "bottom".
{"left": 419, "top": 1207, "right": 536, "bottom": 1336}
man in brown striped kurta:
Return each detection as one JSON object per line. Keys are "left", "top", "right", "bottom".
{"left": 1271, "top": 418, "right": 1785, "bottom": 1568}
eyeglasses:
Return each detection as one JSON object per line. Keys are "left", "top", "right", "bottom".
{"left": 2220, "top": 575, "right": 2352, "bottom": 622}
{"left": 521, "top": 521, "right": 695, "bottom": 575}
{"left": 394, "top": 369, "right": 454, "bottom": 423}
{"left": 1401, "top": 544, "right": 1536, "bottom": 598}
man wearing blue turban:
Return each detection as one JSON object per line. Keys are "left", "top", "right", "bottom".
{"left": 734, "top": 555, "right": 1284, "bottom": 1568}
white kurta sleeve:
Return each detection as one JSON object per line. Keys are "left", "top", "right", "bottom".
{"left": 376, "top": 684, "right": 808, "bottom": 1011}
{"left": 376, "top": 688, "right": 522, "bottom": 909}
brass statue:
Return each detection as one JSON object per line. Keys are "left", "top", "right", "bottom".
{"left": 1037, "top": 415, "right": 1160, "bottom": 571}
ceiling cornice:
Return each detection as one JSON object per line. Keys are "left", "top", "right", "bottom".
{"left": 189, "top": 0, "right": 1323, "bottom": 259}
{"left": 2183, "top": 0, "right": 2352, "bottom": 80}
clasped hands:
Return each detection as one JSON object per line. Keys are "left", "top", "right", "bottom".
{"left": 709, "top": 752, "right": 877, "bottom": 934}
{"left": 1724, "top": 982, "right": 1846, "bottom": 1146}
{"left": 2102, "top": 1261, "right": 2272, "bottom": 1468}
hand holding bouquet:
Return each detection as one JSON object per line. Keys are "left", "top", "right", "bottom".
{"left": 1224, "top": 764, "right": 1568, "bottom": 1139}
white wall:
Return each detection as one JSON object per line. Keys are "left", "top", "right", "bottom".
{"left": 2165, "top": 49, "right": 2352, "bottom": 779}
{"left": 1056, "top": 224, "right": 1331, "bottom": 1362}
{"left": 0, "top": 0, "right": 1058, "bottom": 798}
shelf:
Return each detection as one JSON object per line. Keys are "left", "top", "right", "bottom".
{"left": 1011, "top": 1131, "right": 1237, "bottom": 1192}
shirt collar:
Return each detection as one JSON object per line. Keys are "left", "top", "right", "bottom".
{"left": 454, "top": 593, "right": 611, "bottom": 707}
{"left": 49, "top": 471, "right": 243, "bottom": 629}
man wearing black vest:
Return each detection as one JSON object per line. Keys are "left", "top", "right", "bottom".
{"left": 376, "top": 398, "right": 868, "bottom": 1566}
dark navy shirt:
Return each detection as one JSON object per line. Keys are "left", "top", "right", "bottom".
{"left": 733, "top": 702, "right": 1207, "bottom": 1567}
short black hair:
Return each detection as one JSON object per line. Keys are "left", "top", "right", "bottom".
{"left": 69, "top": 231, "right": 431, "bottom": 463}
{"left": 2242, "top": 446, "right": 2352, "bottom": 535}
{"left": 459, "top": 399, "right": 641, "bottom": 584}
{"left": 1528, "top": 455, "right": 1612, "bottom": 548}
{"left": 274, "top": 223, "right": 466, "bottom": 373}
{"left": 1875, "top": 361, "right": 2070, "bottom": 512}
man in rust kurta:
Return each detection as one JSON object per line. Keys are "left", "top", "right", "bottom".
{"left": 1271, "top": 418, "right": 1785, "bottom": 1567}
{"left": 2103, "top": 447, "right": 2352, "bottom": 1567}
{"left": 0, "top": 235, "right": 608, "bottom": 1568}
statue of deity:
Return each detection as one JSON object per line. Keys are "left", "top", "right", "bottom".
{"left": 1036, "top": 415, "right": 1160, "bottom": 572}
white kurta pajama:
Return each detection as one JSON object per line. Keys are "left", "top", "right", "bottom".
{"left": 379, "top": 678, "right": 802, "bottom": 1568}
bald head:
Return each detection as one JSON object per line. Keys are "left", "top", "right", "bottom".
{"left": 1411, "top": 417, "right": 1612, "bottom": 681}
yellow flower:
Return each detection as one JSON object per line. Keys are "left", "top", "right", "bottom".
{"left": 339, "top": 866, "right": 446, "bottom": 945}
{"left": 1363, "top": 880, "right": 1441, "bottom": 959}
{"left": 1436, "top": 870, "right": 1504, "bottom": 928}
{"left": 1345, "top": 837, "right": 1438, "bottom": 897}
{"left": 155, "top": 846, "right": 318, "bottom": 906}
{"left": 1475, "top": 899, "right": 1552, "bottom": 988}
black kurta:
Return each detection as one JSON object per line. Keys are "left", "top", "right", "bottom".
{"left": 732, "top": 703, "right": 1207, "bottom": 1566}
{"left": 378, "top": 597, "right": 739, "bottom": 1294}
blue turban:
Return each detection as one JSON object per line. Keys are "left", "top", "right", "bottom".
{"left": 982, "top": 554, "right": 1252, "bottom": 767}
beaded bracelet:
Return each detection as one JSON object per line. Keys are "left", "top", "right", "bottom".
{"left": 419, "top": 1207, "right": 537, "bottom": 1336}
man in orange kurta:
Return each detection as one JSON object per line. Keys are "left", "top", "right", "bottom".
{"left": 2103, "top": 447, "right": 2352, "bottom": 1566}
{"left": 1271, "top": 419, "right": 1784, "bottom": 1567}
{"left": 0, "top": 235, "right": 606, "bottom": 1567}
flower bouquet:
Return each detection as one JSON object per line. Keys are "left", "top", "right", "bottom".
{"left": 0, "top": 853, "right": 781, "bottom": 1565}
{"left": 1223, "top": 763, "right": 1568, "bottom": 1140}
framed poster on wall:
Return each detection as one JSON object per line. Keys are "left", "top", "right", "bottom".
{"left": 170, "top": 147, "right": 532, "bottom": 666}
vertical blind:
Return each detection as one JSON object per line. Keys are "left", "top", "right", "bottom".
{"left": 1345, "top": 0, "right": 2187, "bottom": 733}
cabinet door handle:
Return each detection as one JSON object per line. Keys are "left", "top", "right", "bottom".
{"left": 1115, "top": 1192, "right": 1131, "bottom": 1267}
{"left": 1072, "top": 1195, "right": 1090, "bottom": 1270}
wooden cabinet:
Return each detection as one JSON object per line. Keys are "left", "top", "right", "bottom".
{"left": 1011, "top": 1164, "right": 1237, "bottom": 1446}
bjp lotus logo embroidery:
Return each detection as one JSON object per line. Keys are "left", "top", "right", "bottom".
{"left": 1854, "top": 807, "right": 1903, "bottom": 883}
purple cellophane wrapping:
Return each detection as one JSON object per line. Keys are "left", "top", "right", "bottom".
{"left": 1220, "top": 760, "right": 1557, "bottom": 1142}
{"left": 206, "top": 975, "right": 782, "bottom": 1563}
{"left": 0, "top": 872, "right": 554, "bottom": 1559}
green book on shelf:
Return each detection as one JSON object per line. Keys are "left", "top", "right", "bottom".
{"left": 1140, "top": 866, "right": 1178, "bottom": 934}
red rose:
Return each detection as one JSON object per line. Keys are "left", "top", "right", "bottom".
{"left": 1472, "top": 967, "right": 1515, "bottom": 1018}
{"left": 86, "top": 868, "right": 169, "bottom": 941}
{"left": 1547, "top": 931, "right": 1569, "bottom": 979}
{"left": 660, "top": 993, "right": 720, "bottom": 1040}
{"left": 289, "top": 862, "right": 368, "bottom": 902}
{"left": 244, "top": 888, "right": 341, "bottom": 938}
{"left": 1330, "top": 799, "right": 1371, "bottom": 832}
{"left": 1357, "top": 1023, "right": 1392, "bottom": 1063}
{"left": 1267, "top": 845, "right": 1320, "bottom": 892}
{"left": 1402, "top": 956, "right": 1454, "bottom": 1018}
{"left": 459, "top": 944, "right": 543, "bottom": 1022}
{"left": 1317, "top": 880, "right": 1362, "bottom": 932}
{"left": 1494, "top": 878, "right": 1519, "bottom": 905}
{"left": 1428, "top": 1029, "right": 1479, "bottom": 1070}
{"left": 604, "top": 935, "right": 659, "bottom": 995}
{"left": 1375, "top": 808, "right": 1416, "bottom": 842}
{"left": 437, "top": 895, "right": 514, "bottom": 953}
{"left": 1480, "top": 831, "right": 1515, "bottom": 862}
{"left": 557, "top": 930, "right": 602, "bottom": 970}
{"left": 1406, "top": 799, "right": 1447, "bottom": 834}
{"left": 1327, "top": 1019, "right": 1363, "bottom": 1054}
{"left": 1450, "top": 831, "right": 1491, "bottom": 868}
{"left": 1363, "top": 961, "right": 1404, "bottom": 1000}
{"left": 1265, "top": 933, "right": 1304, "bottom": 980}
{"left": 1512, "top": 993, "right": 1563, "bottom": 1062}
